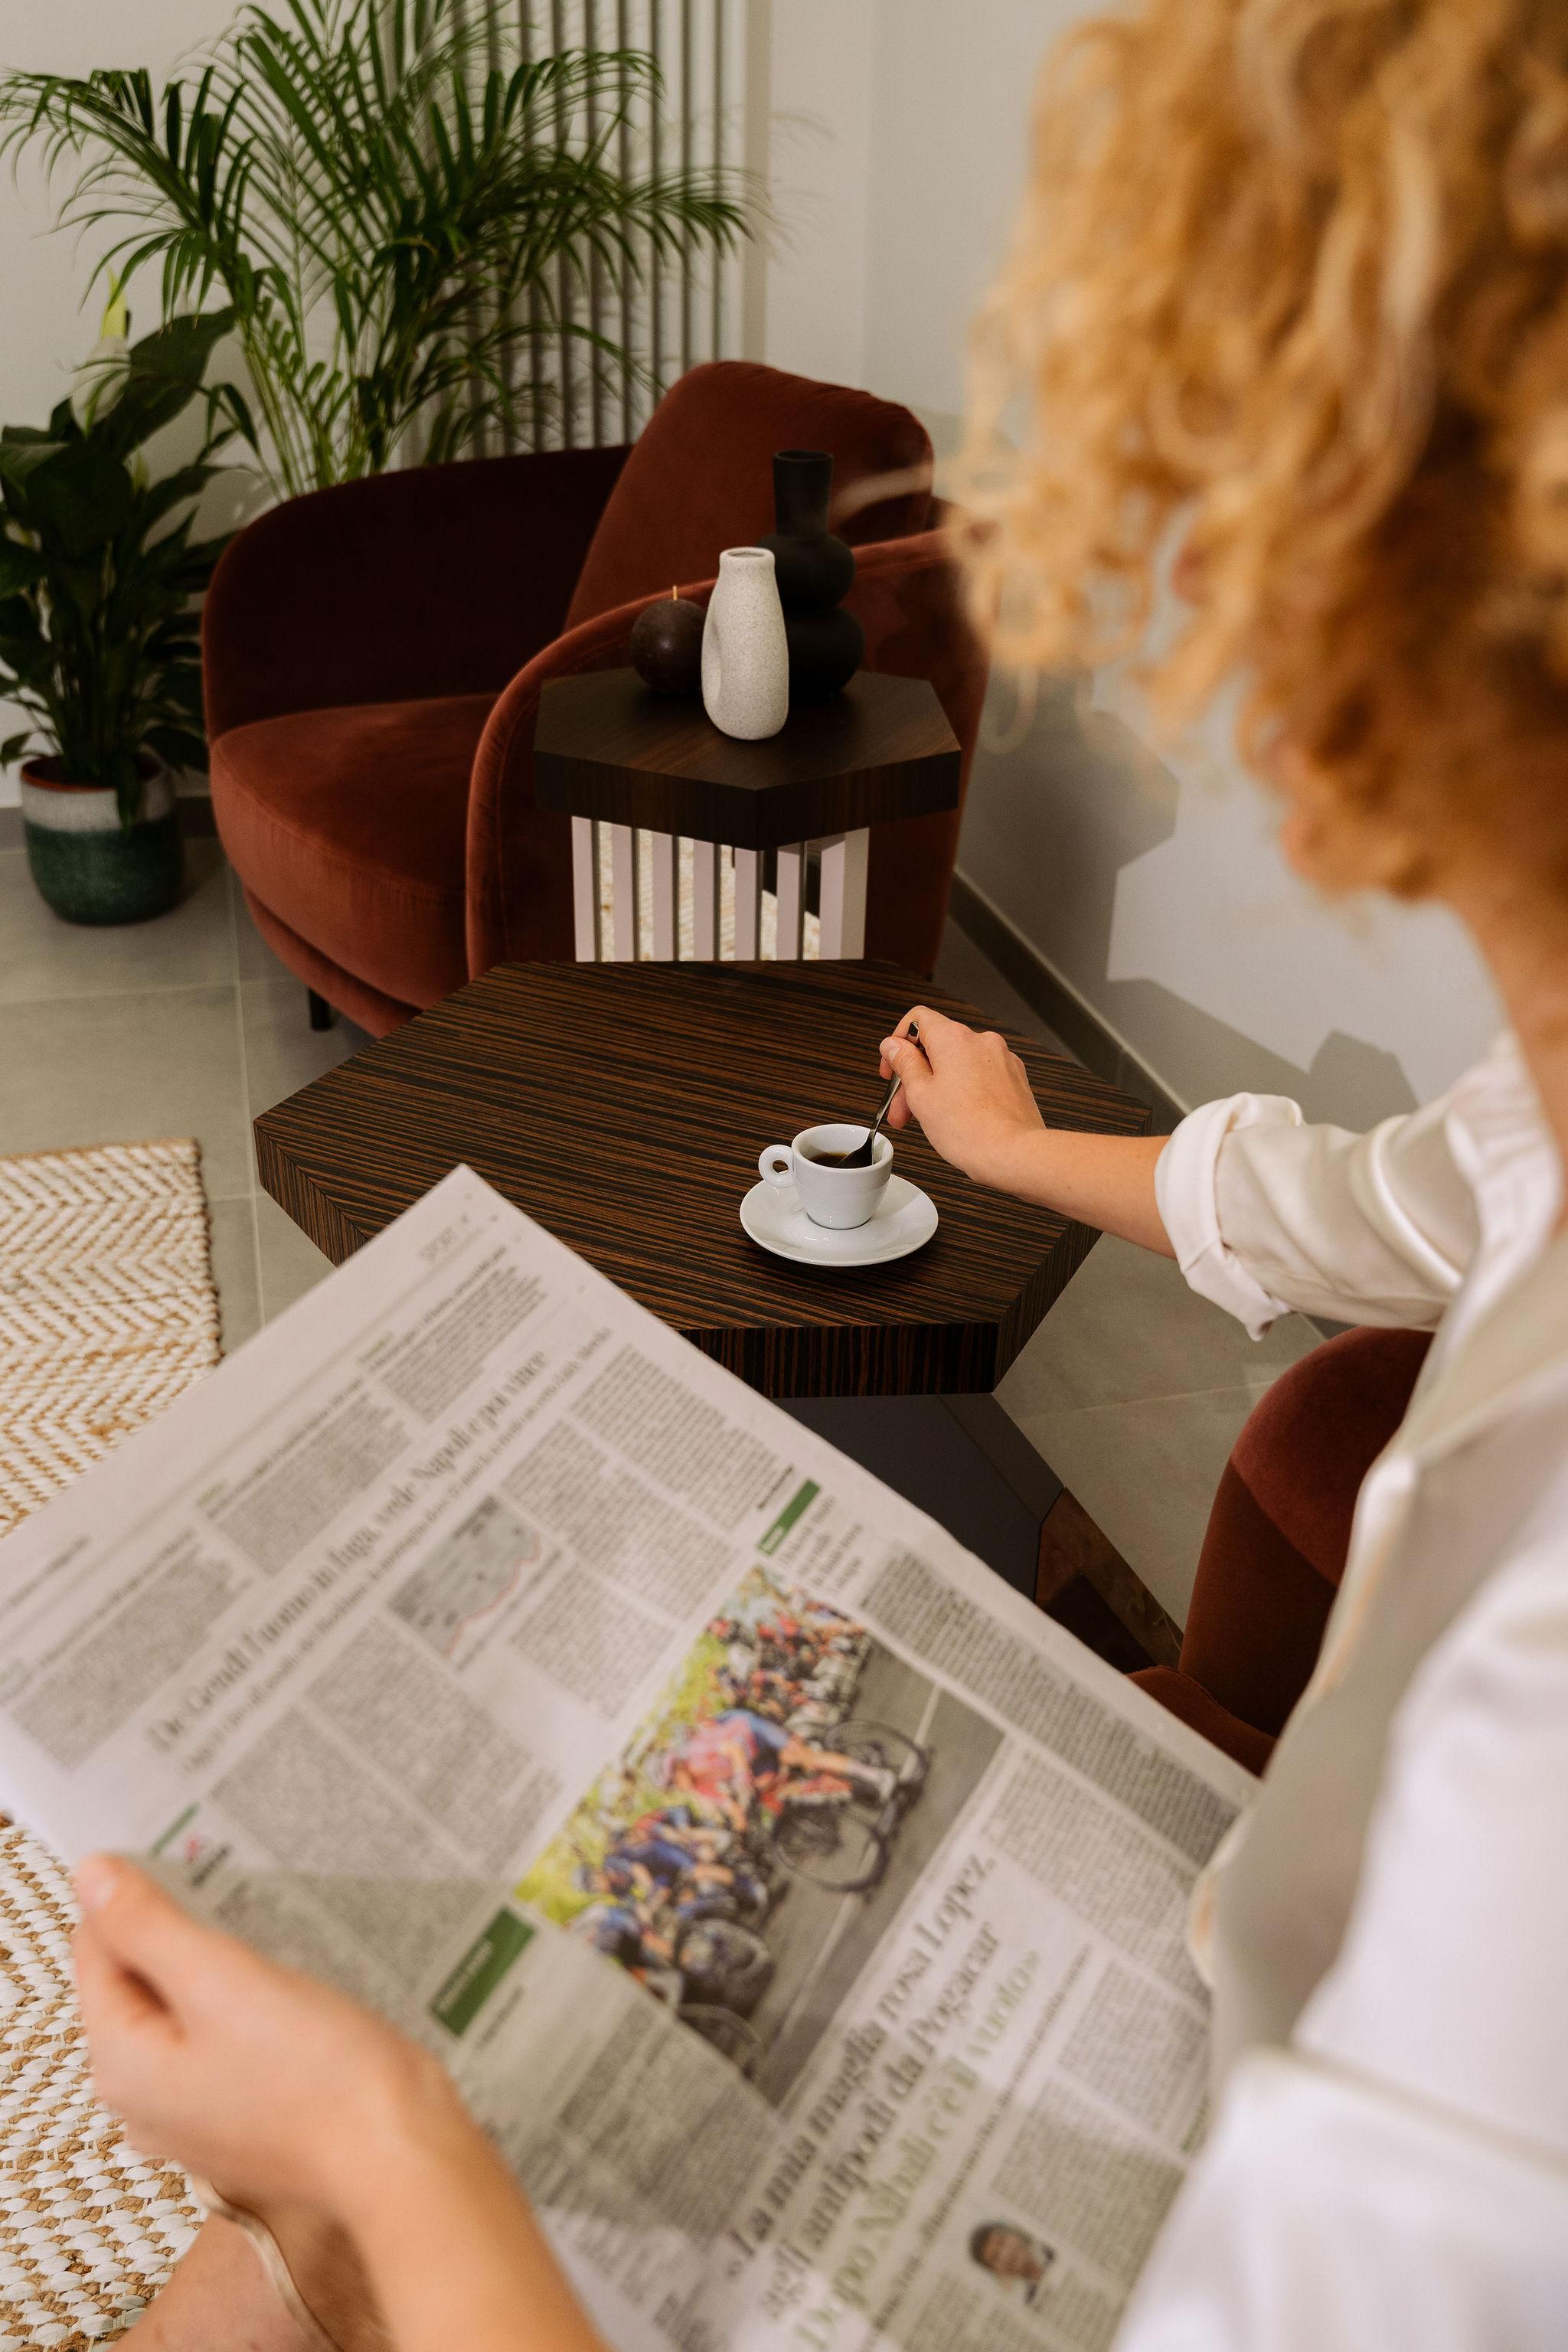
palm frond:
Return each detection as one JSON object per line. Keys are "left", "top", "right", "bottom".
{"left": 0, "top": 0, "right": 755, "bottom": 496}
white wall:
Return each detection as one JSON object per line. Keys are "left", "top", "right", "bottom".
{"left": 2, "top": 3, "right": 243, "bottom": 420}
{"left": 762, "top": 0, "right": 1501, "bottom": 1124}
{"left": 0, "top": 1, "right": 241, "bottom": 805}
{"left": 757, "top": 0, "right": 877, "bottom": 390}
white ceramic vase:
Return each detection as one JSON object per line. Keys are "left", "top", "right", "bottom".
{"left": 701, "top": 547, "right": 789, "bottom": 740}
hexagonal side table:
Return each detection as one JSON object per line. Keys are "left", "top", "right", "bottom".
{"left": 533, "top": 668, "right": 960, "bottom": 962}
{"left": 254, "top": 958, "right": 1152, "bottom": 1598}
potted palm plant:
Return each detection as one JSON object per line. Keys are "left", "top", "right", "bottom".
{"left": 0, "top": 0, "right": 750, "bottom": 498}
{"left": 0, "top": 306, "right": 235, "bottom": 923}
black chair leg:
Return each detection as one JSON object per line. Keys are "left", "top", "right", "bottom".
{"left": 307, "top": 988, "right": 334, "bottom": 1032}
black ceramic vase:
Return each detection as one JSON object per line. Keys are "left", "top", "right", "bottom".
{"left": 760, "top": 449, "right": 864, "bottom": 704}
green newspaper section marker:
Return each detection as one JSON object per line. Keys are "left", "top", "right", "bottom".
{"left": 151, "top": 1803, "right": 198, "bottom": 1856}
{"left": 430, "top": 1909, "right": 534, "bottom": 2037}
{"left": 759, "top": 1479, "right": 819, "bottom": 1557}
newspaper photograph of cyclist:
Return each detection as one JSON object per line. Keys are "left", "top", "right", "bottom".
{"left": 517, "top": 1564, "right": 1004, "bottom": 2102}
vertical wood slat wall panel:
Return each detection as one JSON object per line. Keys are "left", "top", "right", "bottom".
{"left": 482, "top": 0, "right": 743, "bottom": 453}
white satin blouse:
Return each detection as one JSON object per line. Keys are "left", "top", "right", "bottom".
{"left": 1116, "top": 1034, "right": 1568, "bottom": 2351}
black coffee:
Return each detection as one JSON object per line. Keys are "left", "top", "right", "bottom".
{"left": 802, "top": 1148, "right": 856, "bottom": 1167}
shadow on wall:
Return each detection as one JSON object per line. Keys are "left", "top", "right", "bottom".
{"left": 1111, "top": 988, "right": 1419, "bottom": 1127}
{"left": 954, "top": 674, "right": 1475, "bottom": 1132}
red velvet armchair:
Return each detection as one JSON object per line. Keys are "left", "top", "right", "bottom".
{"left": 204, "top": 361, "right": 988, "bottom": 1035}
{"left": 1134, "top": 1326, "right": 1432, "bottom": 1772}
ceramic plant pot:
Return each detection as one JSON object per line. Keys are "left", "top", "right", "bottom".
{"left": 21, "top": 755, "right": 183, "bottom": 926}
{"left": 701, "top": 547, "right": 789, "bottom": 740}
{"left": 760, "top": 448, "right": 864, "bottom": 704}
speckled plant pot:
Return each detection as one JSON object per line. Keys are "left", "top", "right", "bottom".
{"left": 21, "top": 756, "right": 182, "bottom": 926}
{"left": 701, "top": 547, "right": 789, "bottom": 741}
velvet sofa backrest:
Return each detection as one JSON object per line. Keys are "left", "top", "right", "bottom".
{"left": 204, "top": 444, "right": 629, "bottom": 739}
{"left": 564, "top": 360, "right": 933, "bottom": 630}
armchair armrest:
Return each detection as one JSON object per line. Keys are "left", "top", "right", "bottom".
{"left": 203, "top": 443, "right": 629, "bottom": 738}
{"left": 1129, "top": 1668, "right": 1275, "bottom": 1775}
{"left": 465, "top": 577, "right": 714, "bottom": 972}
{"left": 851, "top": 524, "right": 989, "bottom": 972}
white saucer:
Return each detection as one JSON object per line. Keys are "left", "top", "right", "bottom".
{"left": 740, "top": 1174, "right": 939, "bottom": 1268}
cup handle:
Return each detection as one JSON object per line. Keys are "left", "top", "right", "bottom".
{"left": 759, "top": 1145, "right": 794, "bottom": 1188}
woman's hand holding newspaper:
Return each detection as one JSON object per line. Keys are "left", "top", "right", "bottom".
{"left": 74, "top": 1857, "right": 605, "bottom": 2352}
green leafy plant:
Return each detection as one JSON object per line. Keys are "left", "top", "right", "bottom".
{"left": 0, "top": 309, "right": 236, "bottom": 824}
{"left": 0, "top": 0, "right": 750, "bottom": 499}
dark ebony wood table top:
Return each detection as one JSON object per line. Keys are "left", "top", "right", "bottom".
{"left": 254, "top": 960, "right": 1150, "bottom": 1397}
{"left": 533, "top": 668, "right": 960, "bottom": 850}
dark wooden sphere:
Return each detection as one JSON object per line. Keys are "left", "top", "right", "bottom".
{"left": 630, "top": 594, "right": 706, "bottom": 696}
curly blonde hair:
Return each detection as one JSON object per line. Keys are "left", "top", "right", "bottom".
{"left": 958, "top": 0, "right": 1568, "bottom": 894}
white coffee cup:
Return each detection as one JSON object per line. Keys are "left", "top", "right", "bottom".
{"left": 758, "top": 1123, "right": 893, "bottom": 1230}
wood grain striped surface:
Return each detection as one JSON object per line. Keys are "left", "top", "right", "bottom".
{"left": 255, "top": 961, "right": 1151, "bottom": 1396}
{"left": 534, "top": 669, "right": 961, "bottom": 849}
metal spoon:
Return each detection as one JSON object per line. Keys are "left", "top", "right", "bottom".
{"left": 841, "top": 1022, "right": 921, "bottom": 1168}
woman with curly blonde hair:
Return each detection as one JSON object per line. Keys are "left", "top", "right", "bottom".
{"left": 71, "top": 2, "right": 1568, "bottom": 2347}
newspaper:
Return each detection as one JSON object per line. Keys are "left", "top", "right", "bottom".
{"left": 0, "top": 1166, "right": 1253, "bottom": 2352}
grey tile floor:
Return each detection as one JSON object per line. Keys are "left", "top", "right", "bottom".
{"left": 932, "top": 918, "right": 1320, "bottom": 1625}
{"left": 0, "top": 835, "right": 371, "bottom": 1352}
{"left": 0, "top": 835, "right": 1320, "bottom": 1628}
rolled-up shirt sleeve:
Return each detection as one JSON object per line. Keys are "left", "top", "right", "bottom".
{"left": 1155, "top": 1089, "right": 1478, "bottom": 1337}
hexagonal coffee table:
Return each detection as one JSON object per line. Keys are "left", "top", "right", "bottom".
{"left": 254, "top": 958, "right": 1151, "bottom": 1593}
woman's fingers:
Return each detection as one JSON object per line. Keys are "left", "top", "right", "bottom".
{"left": 74, "top": 1909, "right": 168, "bottom": 2044}
{"left": 878, "top": 1008, "right": 942, "bottom": 1125}
{"left": 873, "top": 1008, "right": 1045, "bottom": 1191}
{"left": 877, "top": 1030, "right": 926, "bottom": 1082}
{"left": 77, "top": 1854, "right": 217, "bottom": 2017}
{"left": 882, "top": 1004, "right": 943, "bottom": 1050}
{"left": 74, "top": 1861, "right": 345, "bottom": 2200}
{"left": 879, "top": 1011, "right": 933, "bottom": 1077}
{"left": 74, "top": 1912, "right": 189, "bottom": 2151}
{"left": 877, "top": 1038, "right": 928, "bottom": 1129}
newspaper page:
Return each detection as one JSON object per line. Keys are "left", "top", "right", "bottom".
{"left": 0, "top": 1165, "right": 1254, "bottom": 2352}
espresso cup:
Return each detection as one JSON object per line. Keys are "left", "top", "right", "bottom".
{"left": 758, "top": 1122, "right": 893, "bottom": 1230}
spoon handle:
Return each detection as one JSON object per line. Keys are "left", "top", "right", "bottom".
{"left": 867, "top": 1069, "right": 903, "bottom": 1136}
{"left": 867, "top": 1023, "right": 923, "bottom": 1141}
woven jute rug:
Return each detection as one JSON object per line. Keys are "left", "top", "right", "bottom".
{"left": 0, "top": 1139, "right": 221, "bottom": 2347}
